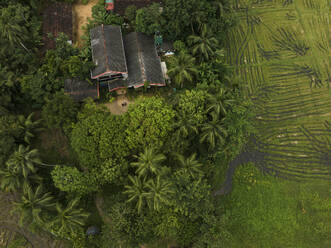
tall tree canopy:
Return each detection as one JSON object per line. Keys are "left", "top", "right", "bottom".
{"left": 125, "top": 97, "right": 176, "bottom": 152}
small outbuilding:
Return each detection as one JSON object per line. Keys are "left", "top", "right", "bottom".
{"left": 64, "top": 78, "right": 98, "bottom": 102}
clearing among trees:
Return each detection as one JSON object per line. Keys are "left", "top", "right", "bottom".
{"left": 73, "top": 0, "right": 99, "bottom": 46}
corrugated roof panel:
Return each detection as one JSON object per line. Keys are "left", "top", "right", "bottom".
{"left": 124, "top": 32, "right": 165, "bottom": 87}
{"left": 90, "top": 25, "right": 127, "bottom": 79}
{"left": 123, "top": 32, "right": 143, "bottom": 87}
{"left": 64, "top": 78, "right": 98, "bottom": 102}
{"left": 104, "top": 26, "right": 127, "bottom": 73}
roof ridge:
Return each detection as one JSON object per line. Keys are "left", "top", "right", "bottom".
{"left": 135, "top": 32, "right": 147, "bottom": 82}
{"left": 120, "top": 27, "right": 128, "bottom": 74}
{"left": 102, "top": 24, "right": 110, "bottom": 72}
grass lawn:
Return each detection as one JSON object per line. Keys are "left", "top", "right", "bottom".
{"left": 221, "top": 164, "right": 331, "bottom": 248}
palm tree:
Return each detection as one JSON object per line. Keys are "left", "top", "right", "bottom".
{"left": 207, "top": 88, "right": 234, "bottom": 116}
{"left": 190, "top": 10, "right": 205, "bottom": 34}
{"left": 187, "top": 24, "right": 219, "bottom": 62}
{"left": 0, "top": 166, "right": 23, "bottom": 193}
{"left": 124, "top": 175, "right": 149, "bottom": 213}
{"left": 167, "top": 52, "right": 198, "bottom": 88}
{"left": 17, "top": 113, "right": 43, "bottom": 144}
{"left": 175, "top": 153, "right": 203, "bottom": 178}
{"left": 0, "top": 166, "right": 42, "bottom": 193}
{"left": 200, "top": 112, "right": 227, "bottom": 150}
{"left": 6, "top": 145, "right": 41, "bottom": 178}
{"left": 212, "top": 0, "right": 226, "bottom": 18}
{"left": 174, "top": 113, "right": 199, "bottom": 139}
{"left": 131, "top": 148, "right": 166, "bottom": 177}
{"left": 0, "top": 4, "right": 29, "bottom": 51}
{"left": 49, "top": 198, "right": 89, "bottom": 237}
{"left": 12, "top": 183, "right": 55, "bottom": 226}
{"left": 145, "top": 176, "right": 174, "bottom": 211}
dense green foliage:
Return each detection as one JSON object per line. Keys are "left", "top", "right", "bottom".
{"left": 42, "top": 92, "right": 78, "bottom": 130}
{"left": 51, "top": 165, "right": 98, "bottom": 195}
{"left": 135, "top": 3, "right": 163, "bottom": 35}
{"left": 20, "top": 33, "right": 93, "bottom": 108}
{"left": 71, "top": 102, "right": 129, "bottom": 169}
{"left": 3, "top": 0, "right": 328, "bottom": 248}
{"left": 125, "top": 97, "right": 176, "bottom": 151}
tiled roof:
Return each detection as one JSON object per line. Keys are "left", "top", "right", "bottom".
{"left": 90, "top": 25, "right": 127, "bottom": 78}
{"left": 107, "top": 80, "right": 129, "bottom": 92}
{"left": 124, "top": 32, "right": 165, "bottom": 87}
{"left": 64, "top": 78, "right": 98, "bottom": 102}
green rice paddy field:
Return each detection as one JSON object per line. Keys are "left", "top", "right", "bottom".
{"left": 227, "top": 0, "right": 331, "bottom": 180}
{"left": 224, "top": 1, "right": 331, "bottom": 246}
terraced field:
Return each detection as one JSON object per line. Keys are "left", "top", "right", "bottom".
{"left": 227, "top": 0, "right": 331, "bottom": 180}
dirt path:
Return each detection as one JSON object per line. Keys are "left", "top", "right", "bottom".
{"left": 95, "top": 194, "right": 112, "bottom": 225}
{"left": 0, "top": 222, "right": 41, "bottom": 248}
{"left": 213, "top": 138, "right": 266, "bottom": 196}
{"left": 73, "top": 0, "right": 98, "bottom": 47}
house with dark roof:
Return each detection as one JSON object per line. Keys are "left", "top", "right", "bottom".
{"left": 90, "top": 25, "right": 166, "bottom": 92}
{"left": 90, "top": 25, "right": 128, "bottom": 82}
{"left": 124, "top": 32, "right": 165, "bottom": 89}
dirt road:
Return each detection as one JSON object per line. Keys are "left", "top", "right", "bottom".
{"left": 73, "top": 0, "right": 99, "bottom": 46}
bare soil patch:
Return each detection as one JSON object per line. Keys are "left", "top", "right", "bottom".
{"left": 104, "top": 95, "right": 132, "bottom": 115}
{"left": 40, "top": 129, "right": 70, "bottom": 158}
{"left": 73, "top": 0, "right": 98, "bottom": 47}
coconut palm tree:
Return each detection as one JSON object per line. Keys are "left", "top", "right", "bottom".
{"left": 124, "top": 175, "right": 149, "bottom": 213}
{"left": 167, "top": 52, "right": 198, "bottom": 88}
{"left": 0, "top": 4, "right": 29, "bottom": 51}
{"left": 0, "top": 166, "right": 23, "bottom": 193}
{"left": 200, "top": 112, "right": 227, "bottom": 150}
{"left": 145, "top": 176, "right": 174, "bottom": 211}
{"left": 49, "top": 198, "right": 89, "bottom": 237}
{"left": 0, "top": 166, "right": 42, "bottom": 193}
{"left": 190, "top": 10, "right": 205, "bottom": 34}
{"left": 207, "top": 88, "right": 234, "bottom": 116}
{"left": 175, "top": 153, "right": 203, "bottom": 178}
{"left": 17, "top": 113, "right": 43, "bottom": 144}
{"left": 131, "top": 148, "right": 166, "bottom": 177}
{"left": 187, "top": 24, "right": 219, "bottom": 62}
{"left": 6, "top": 145, "right": 41, "bottom": 178}
{"left": 174, "top": 113, "right": 199, "bottom": 139}
{"left": 12, "top": 183, "right": 55, "bottom": 226}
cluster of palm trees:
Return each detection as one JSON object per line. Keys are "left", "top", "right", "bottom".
{"left": 124, "top": 148, "right": 204, "bottom": 213}
{"left": 12, "top": 183, "right": 88, "bottom": 239}
{"left": 124, "top": 148, "right": 173, "bottom": 213}
{"left": 168, "top": 24, "right": 223, "bottom": 89}
{"left": 17, "top": 113, "right": 43, "bottom": 144}
{"left": 0, "top": 113, "right": 88, "bottom": 239}
{"left": 0, "top": 145, "right": 42, "bottom": 192}
{"left": 0, "top": 2, "right": 31, "bottom": 52}
{"left": 0, "top": 113, "right": 44, "bottom": 193}
{"left": 0, "top": 144, "right": 88, "bottom": 238}
{"left": 172, "top": 88, "right": 235, "bottom": 151}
